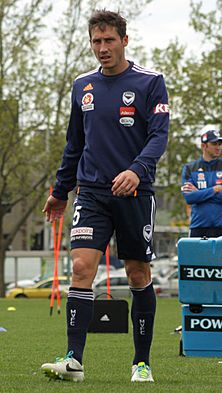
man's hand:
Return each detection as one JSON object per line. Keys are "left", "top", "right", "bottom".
{"left": 181, "top": 182, "right": 197, "bottom": 193}
{"left": 42, "top": 195, "right": 67, "bottom": 222}
{"left": 112, "top": 170, "right": 140, "bottom": 196}
{"left": 213, "top": 185, "right": 222, "bottom": 193}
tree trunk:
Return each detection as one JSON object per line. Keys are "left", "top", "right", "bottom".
{"left": 0, "top": 184, "right": 47, "bottom": 297}
{"left": 0, "top": 213, "right": 6, "bottom": 297}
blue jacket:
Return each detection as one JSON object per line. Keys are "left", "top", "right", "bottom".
{"left": 53, "top": 61, "right": 169, "bottom": 200}
{"left": 181, "top": 157, "right": 222, "bottom": 228}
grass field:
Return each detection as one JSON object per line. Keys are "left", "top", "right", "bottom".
{"left": 0, "top": 297, "right": 221, "bottom": 393}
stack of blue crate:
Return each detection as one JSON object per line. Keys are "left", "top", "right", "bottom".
{"left": 178, "top": 237, "right": 222, "bottom": 357}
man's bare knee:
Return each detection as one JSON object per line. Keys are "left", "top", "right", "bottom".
{"left": 125, "top": 260, "right": 151, "bottom": 288}
{"left": 72, "top": 256, "right": 89, "bottom": 282}
{"left": 70, "top": 248, "right": 102, "bottom": 288}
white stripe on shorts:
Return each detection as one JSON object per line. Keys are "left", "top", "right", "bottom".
{"left": 150, "top": 195, "right": 156, "bottom": 239}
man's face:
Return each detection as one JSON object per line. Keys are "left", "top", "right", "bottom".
{"left": 90, "top": 25, "right": 128, "bottom": 75}
{"left": 202, "top": 141, "right": 222, "bottom": 160}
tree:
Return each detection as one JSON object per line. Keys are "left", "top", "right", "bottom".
{"left": 183, "top": 0, "right": 222, "bottom": 128}
{"left": 0, "top": 0, "right": 53, "bottom": 296}
{"left": 0, "top": 0, "right": 152, "bottom": 296}
{"left": 152, "top": 0, "right": 222, "bottom": 223}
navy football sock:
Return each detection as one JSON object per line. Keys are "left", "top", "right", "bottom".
{"left": 66, "top": 287, "right": 94, "bottom": 364}
{"left": 130, "top": 282, "right": 156, "bottom": 365}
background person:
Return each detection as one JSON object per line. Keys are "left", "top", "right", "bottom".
{"left": 181, "top": 130, "right": 222, "bottom": 238}
{"left": 41, "top": 9, "right": 169, "bottom": 383}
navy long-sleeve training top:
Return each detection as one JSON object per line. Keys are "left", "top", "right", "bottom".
{"left": 53, "top": 61, "right": 169, "bottom": 200}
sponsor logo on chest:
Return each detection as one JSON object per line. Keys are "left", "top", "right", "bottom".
{"left": 119, "top": 92, "right": 136, "bottom": 127}
{"left": 81, "top": 93, "right": 94, "bottom": 111}
{"left": 120, "top": 107, "right": 135, "bottom": 116}
{"left": 197, "top": 172, "right": 207, "bottom": 188}
{"left": 119, "top": 117, "right": 134, "bottom": 127}
{"left": 122, "top": 91, "right": 135, "bottom": 106}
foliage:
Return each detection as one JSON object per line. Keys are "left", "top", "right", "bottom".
{"left": 153, "top": 1, "right": 222, "bottom": 222}
{"left": 0, "top": 0, "right": 221, "bottom": 295}
{"left": 0, "top": 0, "right": 53, "bottom": 296}
{"left": 0, "top": 0, "right": 152, "bottom": 296}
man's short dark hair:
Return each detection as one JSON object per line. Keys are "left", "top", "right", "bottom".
{"left": 88, "top": 10, "right": 127, "bottom": 40}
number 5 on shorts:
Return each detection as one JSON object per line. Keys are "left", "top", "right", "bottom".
{"left": 73, "top": 205, "right": 82, "bottom": 226}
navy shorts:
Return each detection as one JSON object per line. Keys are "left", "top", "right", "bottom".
{"left": 70, "top": 187, "right": 156, "bottom": 262}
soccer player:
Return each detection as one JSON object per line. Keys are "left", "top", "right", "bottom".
{"left": 181, "top": 130, "right": 222, "bottom": 238}
{"left": 41, "top": 10, "right": 169, "bottom": 383}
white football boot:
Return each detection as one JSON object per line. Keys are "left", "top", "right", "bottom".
{"left": 41, "top": 351, "right": 84, "bottom": 382}
{"left": 131, "top": 361, "right": 154, "bottom": 382}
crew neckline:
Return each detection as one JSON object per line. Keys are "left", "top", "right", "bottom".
{"left": 98, "top": 60, "right": 134, "bottom": 79}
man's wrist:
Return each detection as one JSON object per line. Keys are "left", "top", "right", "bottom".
{"left": 52, "top": 189, "right": 69, "bottom": 201}
{"left": 128, "top": 162, "right": 147, "bottom": 180}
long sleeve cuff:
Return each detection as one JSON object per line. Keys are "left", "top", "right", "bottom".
{"left": 129, "top": 162, "right": 148, "bottom": 180}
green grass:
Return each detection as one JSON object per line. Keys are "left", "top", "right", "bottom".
{"left": 0, "top": 297, "right": 221, "bottom": 393}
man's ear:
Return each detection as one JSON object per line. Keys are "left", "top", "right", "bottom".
{"left": 122, "top": 35, "right": 128, "bottom": 47}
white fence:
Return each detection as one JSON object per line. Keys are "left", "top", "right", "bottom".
{"left": 5, "top": 250, "right": 70, "bottom": 285}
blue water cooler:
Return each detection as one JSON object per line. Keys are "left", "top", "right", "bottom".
{"left": 178, "top": 237, "right": 222, "bottom": 357}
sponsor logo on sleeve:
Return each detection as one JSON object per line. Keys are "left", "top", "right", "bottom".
{"left": 153, "top": 103, "right": 169, "bottom": 114}
{"left": 122, "top": 91, "right": 135, "bottom": 106}
{"left": 81, "top": 93, "right": 94, "bottom": 111}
